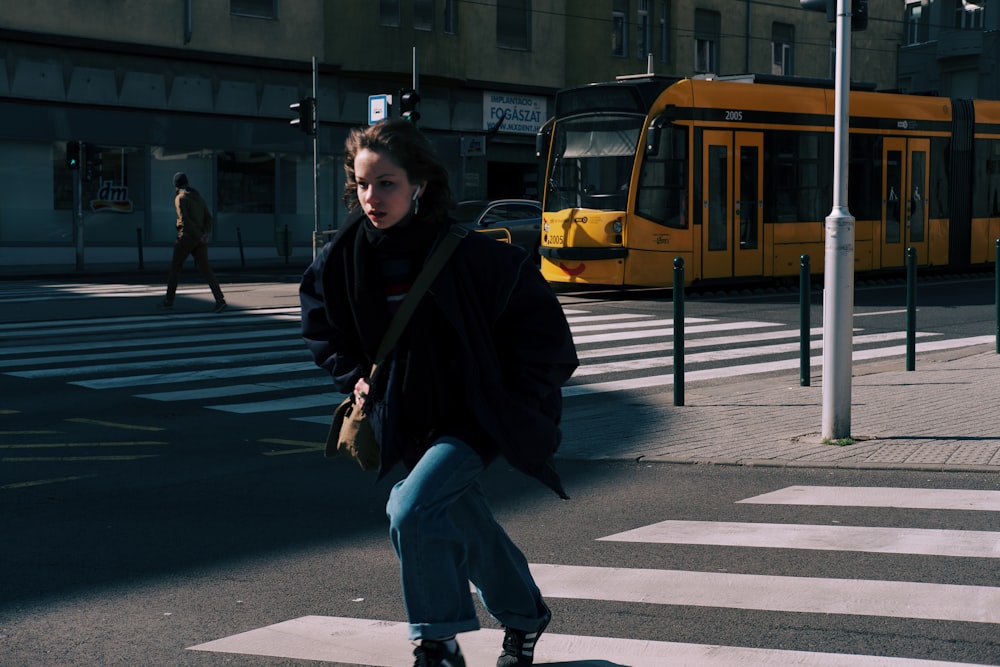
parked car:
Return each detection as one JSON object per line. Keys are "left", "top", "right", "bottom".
{"left": 454, "top": 199, "right": 542, "bottom": 260}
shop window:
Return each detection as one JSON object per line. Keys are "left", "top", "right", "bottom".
{"left": 231, "top": 0, "right": 276, "bottom": 19}
{"left": 771, "top": 23, "right": 794, "bottom": 76}
{"left": 498, "top": 0, "right": 530, "bottom": 50}
{"left": 612, "top": 0, "right": 627, "bottom": 57}
{"left": 218, "top": 151, "right": 275, "bottom": 244}
{"left": 694, "top": 10, "right": 719, "bottom": 74}
{"left": 637, "top": 0, "right": 650, "bottom": 60}
{"left": 380, "top": 0, "right": 400, "bottom": 27}
{"left": 414, "top": 0, "right": 433, "bottom": 30}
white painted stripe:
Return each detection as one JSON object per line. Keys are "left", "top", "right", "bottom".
{"left": 9, "top": 348, "right": 309, "bottom": 378}
{"left": 572, "top": 331, "right": 939, "bottom": 378}
{"left": 576, "top": 326, "right": 818, "bottom": 359}
{"left": 208, "top": 392, "right": 342, "bottom": 414}
{"left": 572, "top": 320, "right": 781, "bottom": 345}
{"left": 599, "top": 520, "right": 1000, "bottom": 558}
{"left": 0, "top": 337, "right": 304, "bottom": 369}
{"left": 0, "top": 307, "right": 298, "bottom": 338}
{"left": 136, "top": 377, "right": 332, "bottom": 401}
{"left": 740, "top": 486, "right": 1000, "bottom": 512}
{"left": 565, "top": 313, "right": 656, "bottom": 323}
{"left": 570, "top": 317, "right": 714, "bottom": 333}
{"left": 855, "top": 309, "right": 908, "bottom": 317}
{"left": 0, "top": 326, "right": 297, "bottom": 357}
{"left": 563, "top": 336, "right": 995, "bottom": 396}
{"left": 70, "top": 361, "right": 313, "bottom": 389}
{"left": 530, "top": 564, "right": 1000, "bottom": 623}
{"left": 187, "top": 615, "right": 986, "bottom": 667}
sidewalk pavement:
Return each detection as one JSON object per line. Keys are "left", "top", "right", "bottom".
{"left": 3, "top": 261, "right": 999, "bottom": 474}
{"left": 560, "top": 346, "right": 1000, "bottom": 473}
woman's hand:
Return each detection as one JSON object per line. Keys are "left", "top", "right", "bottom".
{"left": 354, "top": 377, "right": 370, "bottom": 409}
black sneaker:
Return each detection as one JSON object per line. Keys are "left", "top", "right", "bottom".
{"left": 497, "top": 609, "right": 550, "bottom": 667}
{"left": 413, "top": 639, "right": 465, "bottom": 667}
{"left": 213, "top": 299, "right": 227, "bottom": 313}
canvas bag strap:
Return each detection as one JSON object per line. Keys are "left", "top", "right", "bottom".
{"left": 371, "top": 224, "right": 467, "bottom": 370}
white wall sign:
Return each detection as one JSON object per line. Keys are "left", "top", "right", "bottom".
{"left": 483, "top": 92, "right": 546, "bottom": 135}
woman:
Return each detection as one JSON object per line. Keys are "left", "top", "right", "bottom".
{"left": 300, "top": 119, "right": 578, "bottom": 667}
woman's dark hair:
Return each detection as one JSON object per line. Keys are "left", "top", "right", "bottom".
{"left": 342, "top": 119, "right": 452, "bottom": 222}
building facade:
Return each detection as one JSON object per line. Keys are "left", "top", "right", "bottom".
{"left": 898, "top": 0, "right": 1000, "bottom": 99}
{"left": 0, "top": 1, "right": 949, "bottom": 269}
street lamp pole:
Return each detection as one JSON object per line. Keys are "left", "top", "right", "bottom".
{"left": 821, "top": 0, "right": 855, "bottom": 440}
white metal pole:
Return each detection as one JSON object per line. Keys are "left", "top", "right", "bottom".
{"left": 821, "top": 0, "right": 855, "bottom": 440}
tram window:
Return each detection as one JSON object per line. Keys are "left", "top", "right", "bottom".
{"left": 972, "top": 139, "right": 1000, "bottom": 218}
{"left": 849, "top": 134, "right": 879, "bottom": 221}
{"left": 765, "top": 131, "right": 830, "bottom": 223}
{"left": 886, "top": 151, "right": 902, "bottom": 243}
{"left": 929, "top": 138, "right": 949, "bottom": 219}
{"left": 546, "top": 114, "right": 642, "bottom": 212}
{"left": 637, "top": 123, "right": 687, "bottom": 228}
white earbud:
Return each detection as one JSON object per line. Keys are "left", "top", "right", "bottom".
{"left": 412, "top": 190, "right": 420, "bottom": 201}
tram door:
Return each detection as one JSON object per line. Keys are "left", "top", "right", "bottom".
{"left": 702, "top": 131, "right": 764, "bottom": 279}
{"left": 881, "top": 138, "right": 929, "bottom": 268}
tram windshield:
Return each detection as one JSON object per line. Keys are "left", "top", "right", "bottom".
{"left": 545, "top": 114, "right": 642, "bottom": 213}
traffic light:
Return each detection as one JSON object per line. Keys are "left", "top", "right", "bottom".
{"left": 400, "top": 89, "right": 421, "bottom": 124}
{"left": 84, "top": 143, "right": 103, "bottom": 182}
{"left": 66, "top": 140, "right": 80, "bottom": 170}
{"left": 800, "top": 0, "right": 867, "bottom": 31}
{"left": 290, "top": 97, "right": 316, "bottom": 135}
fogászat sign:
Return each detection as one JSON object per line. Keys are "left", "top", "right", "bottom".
{"left": 483, "top": 92, "right": 546, "bottom": 135}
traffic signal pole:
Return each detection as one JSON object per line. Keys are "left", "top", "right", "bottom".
{"left": 312, "top": 55, "right": 319, "bottom": 260}
{"left": 73, "top": 141, "right": 84, "bottom": 271}
{"left": 822, "top": 0, "right": 855, "bottom": 440}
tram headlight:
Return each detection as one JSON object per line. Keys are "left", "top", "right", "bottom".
{"left": 543, "top": 222, "right": 550, "bottom": 233}
{"left": 611, "top": 220, "right": 623, "bottom": 234}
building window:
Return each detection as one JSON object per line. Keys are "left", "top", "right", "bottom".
{"left": 444, "top": 0, "right": 457, "bottom": 34}
{"left": 771, "top": 23, "right": 794, "bottom": 76}
{"left": 637, "top": 0, "right": 650, "bottom": 60}
{"left": 414, "top": 0, "right": 433, "bottom": 30}
{"left": 659, "top": 1, "right": 669, "bottom": 63}
{"left": 905, "top": 2, "right": 929, "bottom": 45}
{"left": 498, "top": 0, "right": 529, "bottom": 50}
{"left": 230, "top": 0, "right": 276, "bottom": 19}
{"left": 380, "top": 0, "right": 400, "bottom": 27}
{"left": 955, "top": 0, "right": 984, "bottom": 29}
{"left": 694, "top": 10, "right": 719, "bottom": 74}
{"left": 612, "top": 0, "right": 627, "bottom": 57}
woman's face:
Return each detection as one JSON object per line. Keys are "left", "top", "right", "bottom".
{"left": 354, "top": 148, "right": 424, "bottom": 230}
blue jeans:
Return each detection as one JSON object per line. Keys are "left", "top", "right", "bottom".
{"left": 386, "top": 437, "right": 548, "bottom": 641}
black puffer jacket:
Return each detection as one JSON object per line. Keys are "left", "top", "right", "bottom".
{"left": 300, "top": 210, "right": 579, "bottom": 498}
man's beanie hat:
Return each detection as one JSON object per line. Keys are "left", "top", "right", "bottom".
{"left": 173, "top": 172, "right": 189, "bottom": 188}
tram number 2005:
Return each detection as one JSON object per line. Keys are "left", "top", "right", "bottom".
{"left": 725, "top": 110, "right": 743, "bottom": 121}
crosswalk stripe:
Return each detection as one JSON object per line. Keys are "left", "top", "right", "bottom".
{"left": 572, "top": 319, "right": 781, "bottom": 344}
{"left": 187, "top": 615, "right": 984, "bottom": 667}
{"left": 0, "top": 337, "right": 305, "bottom": 369}
{"left": 207, "top": 392, "right": 341, "bottom": 414}
{"left": 9, "top": 348, "right": 309, "bottom": 379}
{"left": 563, "top": 336, "right": 996, "bottom": 396}
{"left": 69, "top": 361, "right": 311, "bottom": 389}
{"left": 136, "top": 377, "right": 331, "bottom": 401}
{"left": 599, "top": 520, "right": 1000, "bottom": 558}
{"left": 0, "top": 326, "right": 296, "bottom": 357}
{"left": 739, "top": 486, "right": 1000, "bottom": 511}
{"left": 572, "top": 331, "right": 939, "bottom": 378}
{"left": 529, "top": 563, "right": 999, "bottom": 623}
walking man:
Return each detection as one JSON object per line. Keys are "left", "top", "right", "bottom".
{"left": 161, "top": 172, "right": 226, "bottom": 312}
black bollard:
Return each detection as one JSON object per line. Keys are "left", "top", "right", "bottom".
{"left": 995, "top": 239, "right": 999, "bottom": 354}
{"left": 906, "top": 247, "right": 917, "bottom": 371}
{"left": 284, "top": 223, "right": 291, "bottom": 264}
{"left": 673, "top": 257, "right": 685, "bottom": 407}
{"left": 237, "top": 227, "right": 246, "bottom": 268}
{"left": 136, "top": 227, "right": 144, "bottom": 270}
{"left": 799, "top": 254, "right": 810, "bottom": 386}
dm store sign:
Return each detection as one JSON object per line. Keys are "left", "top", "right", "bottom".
{"left": 483, "top": 93, "right": 546, "bottom": 135}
